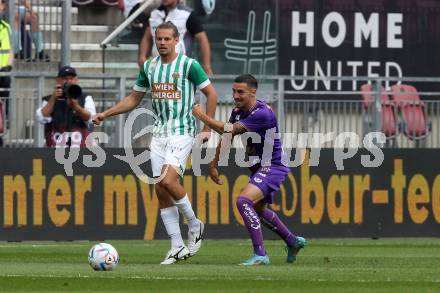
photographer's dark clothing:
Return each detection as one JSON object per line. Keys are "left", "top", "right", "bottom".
{"left": 39, "top": 93, "right": 94, "bottom": 147}
{"left": 0, "top": 73, "right": 10, "bottom": 135}
{"left": 0, "top": 72, "right": 10, "bottom": 107}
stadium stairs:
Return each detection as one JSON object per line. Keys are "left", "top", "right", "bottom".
{"left": 10, "top": 4, "right": 139, "bottom": 146}
{"left": 71, "top": 6, "right": 140, "bottom": 76}
{"left": 15, "top": 5, "right": 139, "bottom": 77}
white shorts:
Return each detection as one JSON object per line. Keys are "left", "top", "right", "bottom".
{"left": 150, "top": 135, "right": 194, "bottom": 177}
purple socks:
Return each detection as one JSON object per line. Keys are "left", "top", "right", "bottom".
{"left": 236, "top": 196, "right": 298, "bottom": 256}
{"left": 236, "top": 196, "right": 266, "bottom": 256}
{"left": 259, "top": 208, "right": 296, "bottom": 247}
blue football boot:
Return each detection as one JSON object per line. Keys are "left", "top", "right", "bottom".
{"left": 286, "top": 236, "right": 306, "bottom": 263}
{"left": 240, "top": 254, "right": 270, "bottom": 266}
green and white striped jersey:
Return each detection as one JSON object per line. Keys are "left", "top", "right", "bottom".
{"left": 134, "top": 54, "right": 210, "bottom": 137}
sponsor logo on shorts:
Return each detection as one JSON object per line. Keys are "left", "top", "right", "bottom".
{"left": 260, "top": 167, "right": 271, "bottom": 173}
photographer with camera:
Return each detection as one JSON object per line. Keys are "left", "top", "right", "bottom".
{"left": 36, "top": 66, "right": 96, "bottom": 147}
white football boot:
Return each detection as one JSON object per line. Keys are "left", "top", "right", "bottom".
{"left": 188, "top": 219, "right": 205, "bottom": 256}
{"left": 160, "top": 245, "right": 190, "bottom": 265}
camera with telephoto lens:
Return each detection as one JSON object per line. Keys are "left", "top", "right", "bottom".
{"left": 62, "top": 83, "right": 82, "bottom": 99}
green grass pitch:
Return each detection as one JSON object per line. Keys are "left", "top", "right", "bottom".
{"left": 0, "top": 239, "right": 439, "bottom": 292}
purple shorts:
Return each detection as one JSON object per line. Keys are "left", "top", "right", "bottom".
{"left": 249, "top": 165, "right": 289, "bottom": 204}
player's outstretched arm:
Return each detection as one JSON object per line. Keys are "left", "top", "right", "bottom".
{"left": 93, "top": 90, "right": 144, "bottom": 125}
{"left": 208, "top": 141, "right": 223, "bottom": 185}
{"left": 192, "top": 104, "right": 246, "bottom": 136}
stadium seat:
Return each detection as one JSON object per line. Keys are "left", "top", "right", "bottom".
{"left": 360, "top": 83, "right": 397, "bottom": 143}
{"left": 390, "top": 84, "right": 429, "bottom": 140}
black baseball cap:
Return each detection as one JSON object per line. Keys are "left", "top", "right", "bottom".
{"left": 58, "top": 66, "right": 77, "bottom": 77}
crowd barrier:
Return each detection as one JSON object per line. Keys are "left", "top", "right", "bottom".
{"left": 7, "top": 0, "right": 71, "bottom": 71}
{"left": 1, "top": 74, "right": 440, "bottom": 148}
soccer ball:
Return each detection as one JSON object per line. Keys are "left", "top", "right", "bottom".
{"left": 88, "top": 243, "right": 119, "bottom": 271}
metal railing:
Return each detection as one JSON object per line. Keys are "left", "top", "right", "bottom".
{"left": 100, "top": 0, "right": 155, "bottom": 48}
{"left": 1, "top": 72, "right": 119, "bottom": 147}
{"left": 1, "top": 73, "right": 440, "bottom": 148}
{"left": 73, "top": 0, "right": 118, "bottom": 5}
{"left": 8, "top": 0, "right": 71, "bottom": 70}
{"left": 277, "top": 76, "right": 440, "bottom": 148}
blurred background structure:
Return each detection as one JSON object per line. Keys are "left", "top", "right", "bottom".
{"left": 2, "top": 0, "right": 440, "bottom": 148}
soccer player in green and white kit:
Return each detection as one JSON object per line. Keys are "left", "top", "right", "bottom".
{"left": 93, "top": 21, "right": 217, "bottom": 264}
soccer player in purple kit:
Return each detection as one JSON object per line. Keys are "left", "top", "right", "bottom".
{"left": 192, "top": 74, "right": 306, "bottom": 265}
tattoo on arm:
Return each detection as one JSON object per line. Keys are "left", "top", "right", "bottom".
{"left": 232, "top": 122, "right": 247, "bottom": 136}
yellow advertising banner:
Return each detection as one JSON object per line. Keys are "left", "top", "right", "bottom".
{"left": 1, "top": 148, "right": 439, "bottom": 240}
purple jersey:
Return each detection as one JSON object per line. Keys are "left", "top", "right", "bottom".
{"left": 229, "top": 100, "right": 288, "bottom": 172}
